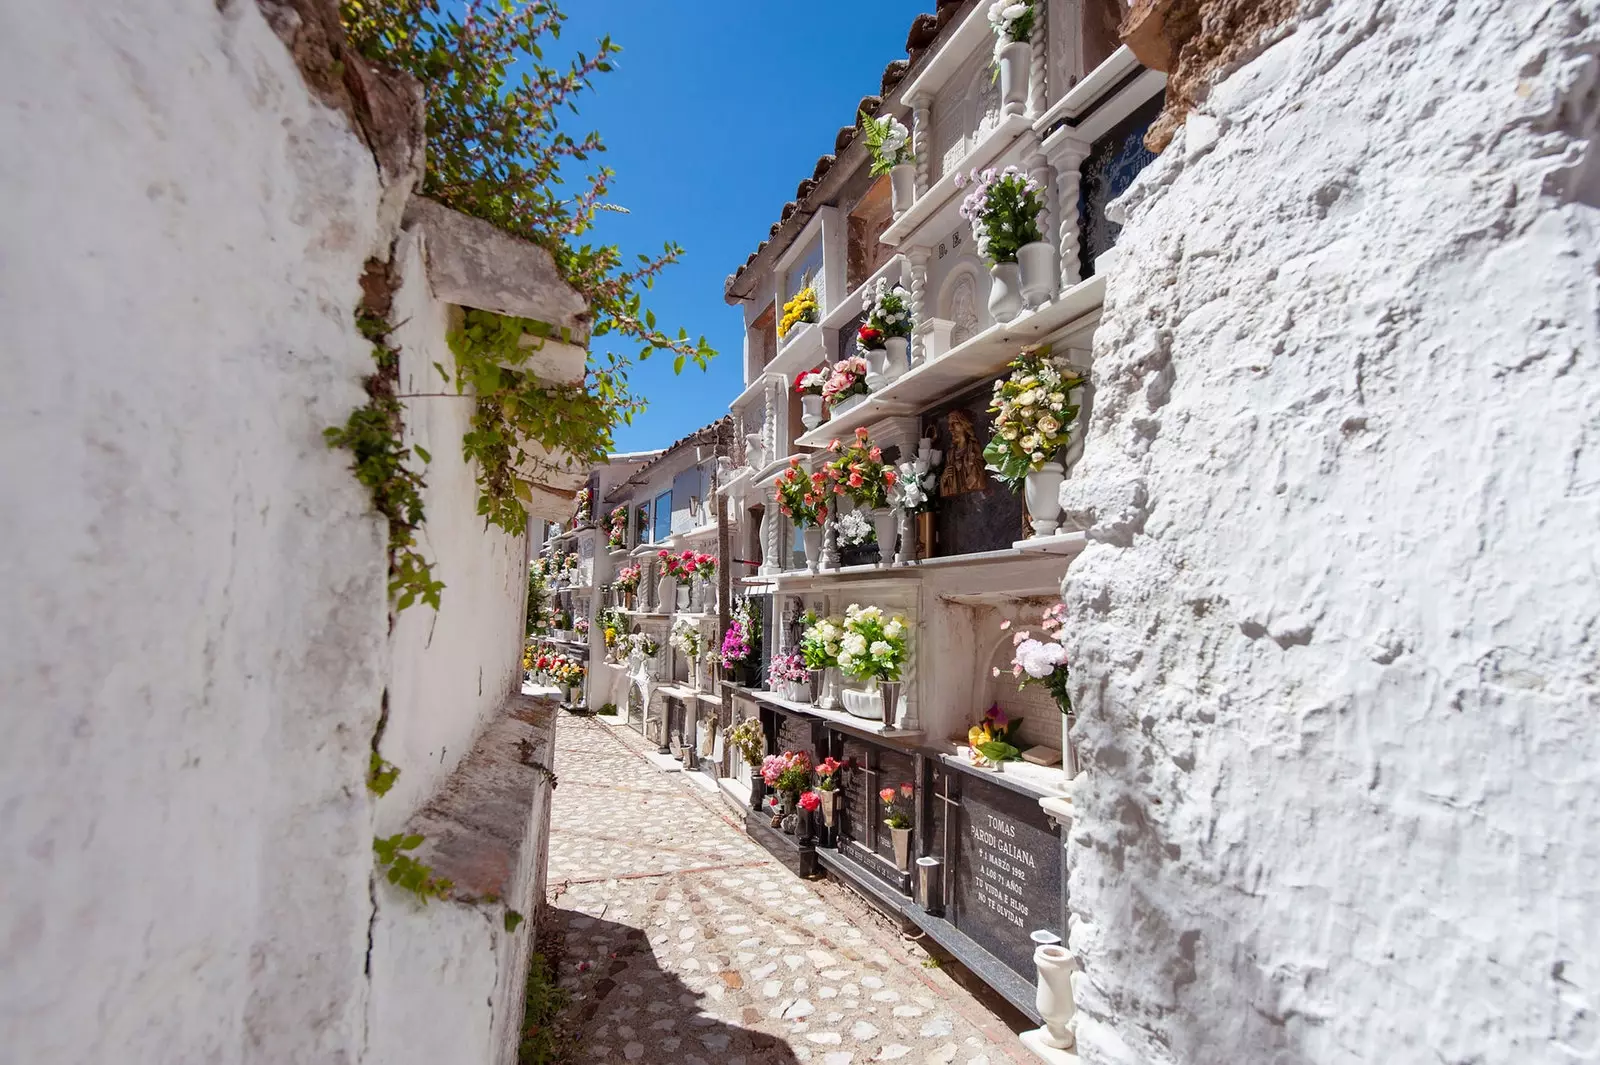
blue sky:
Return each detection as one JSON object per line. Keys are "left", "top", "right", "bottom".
{"left": 554, "top": 1, "right": 930, "bottom": 452}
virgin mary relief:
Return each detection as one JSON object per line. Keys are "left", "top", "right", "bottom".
{"left": 938, "top": 409, "right": 989, "bottom": 497}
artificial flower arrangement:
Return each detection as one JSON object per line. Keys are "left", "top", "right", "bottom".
{"left": 778, "top": 286, "right": 820, "bottom": 340}
{"left": 769, "top": 649, "right": 809, "bottom": 687}
{"left": 626, "top": 631, "right": 660, "bottom": 659}
{"left": 859, "top": 110, "right": 913, "bottom": 176}
{"left": 862, "top": 276, "right": 912, "bottom": 342}
{"left": 821, "top": 356, "right": 870, "bottom": 407}
{"left": 597, "top": 606, "right": 630, "bottom": 657}
{"left": 814, "top": 755, "right": 845, "bottom": 792}
{"left": 955, "top": 165, "right": 1045, "bottom": 265}
{"left": 982, "top": 350, "right": 1085, "bottom": 486}
{"left": 669, "top": 616, "right": 702, "bottom": 661}
{"left": 726, "top": 716, "right": 765, "bottom": 768}
{"left": 798, "top": 611, "right": 842, "bottom": 672}
{"left": 775, "top": 458, "right": 830, "bottom": 528}
{"left": 573, "top": 616, "right": 591, "bottom": 638}
{"left": 837, "top": 603, "right": 909, "bottom": 682}
{"left": 836, "top": 510, "right": 876, "bottom": 547}
{"left": 524, "top": 641, "right": 584, "bottom": 687}
{"left": 987, "top": 0, "right": 1036, "bottom": 58}
{"left": 572, "top": 485, "right": 593, "bottom": 526}
{"left": 613, "top": 563, "right": 642, "bottom": 594}
{"left": 761, "top": 749, "right": 813, "bottom": 797}
{"left": 967, "top": 702, "right": 1023, "bottom": 766}
{"left": 997, "top": 604, "right": 1072, "bottom": 713}
{"left": 607, "top": 505, "right": 628, "bottom": 550}
{"left": 888, "top": 450, "right": 942, "bottom": 513}
{"left": 824, "top": 426, "right": 898, "bottom": 510}
{"left": 720, "top": 596, "right": 760, "bottom": 669}
{"left": 793, "top": 366, "right": 829, "bottom": 397}
{"left": 683, "top": 550, "right": 716, "bottom": 581}
{"left": 880, "top": 781, "right": 915, "bottom": 829}
{"left": 798, "top": 790, "right": 822, "bottom": 813}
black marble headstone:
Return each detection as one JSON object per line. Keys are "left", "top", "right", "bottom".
{"left": 951, "top": 773, "right": 1063, "bottom": 979}
{"left": 924, "top": 383, "right": 1025, "bottom": 556}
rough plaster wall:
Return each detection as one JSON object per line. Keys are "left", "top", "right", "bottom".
{"left": 380, "top": 231, "right": 527, "bottom": 834}
{"left": 1059, "top": 2, "right": 1600, "bottom": 1063}
{"left": 0, "top": 1, "right": 388, "bottom": 1061}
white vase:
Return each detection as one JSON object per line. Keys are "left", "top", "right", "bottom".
{"left": 884, "top": 336, "right": 909, "bottom": 382}
{"left": 1024, "top": 461, "right": 1065, "bottom": 537}
{"left": 803, "top": 525, "right": 824, "bottom": 573}
{"left": 999, "top": 40, "right": 1031, "bottom": 117}
{"left": 675, "top": 583, "right": 691, "bottom": 611}
{"left": 841, "top": 683, "right": 880, "bottom": 720}
{"left": 890, "top": 162, "right": 916, "bottom": 216}
{"left": 1017, "top": 240, "right": 1058, "bottom": 309}
{"left": 864, "top": 345, "right": 889, "bottom": 389}
{"left": 657, "top": 575, "right": 676, "bottom": 614}
{"left": 988, "top": 262, "right": 1024, "bottom": 324}
{"left": 1034, "top": 944, "right": 1078, "bottom": 1050}
{"left": 801, "top": 393, "right": 824, "bottom": 430}
{"left": 870, "top": 508, "right": 898, "bottom": 565}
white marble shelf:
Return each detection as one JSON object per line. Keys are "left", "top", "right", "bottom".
{"left": 766, "top": 537, "right": 1086, "bottom": 591}
{"left": 794, "top": 274, "right": 1106, "bottom": 449}
{"left": 880, "top": 113, "right": 1033, "bottom": 249}
{"left": 936, "top": 746, "right": 1068, "bottom": 802}
{"left": 750, "top": 688, "right": 923, "bottom": 742}
{"left": 621, "top": 610, "right": 711, "bottom": 622}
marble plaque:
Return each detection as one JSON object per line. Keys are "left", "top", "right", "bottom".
{"left": 952, "top": 775, "right": 1063, "bottom": 978}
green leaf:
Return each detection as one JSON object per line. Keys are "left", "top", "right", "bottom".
{"left": 977, "top": 741, "right": 1022, "bottom": 763}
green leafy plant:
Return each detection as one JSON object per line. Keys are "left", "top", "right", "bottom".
{"left": 517, "top": 947, "right": 571, "bottom": 1064}
{"left": 368, "top": 752, "right": 401, "bottom": 796}
{"left": 859, "top": 110, "right": 913, "bottom": 176}
{"left": 324, "top": 310, "right": 444, "bottom": 613}
{"left": 340, "top": 0, "right": 715, "bottom": 375}
{"left": 504, "top": 909, "right": 525, "bottom": 933}
{"left": 726, "top": 717, "right": 765, "bottom": 769}
{"left": 373, "top": 833, "right": 454, "bottom": 903}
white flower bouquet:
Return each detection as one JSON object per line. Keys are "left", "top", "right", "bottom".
{"left": 983, "top": 350, "right": 1085, "bottom": 486}
{"left": 859, "top": 110, "right": 914, "bottom": 176}
{"left": 837, "top": 604, "right": 909, "bottom": 682}
{"left": 861, "top": 277, "right": 912, "bottom": 341}
{"left": 987, "top": 0, "right": 1036, "bottom": 59}
{"left": 836, "top": 510, "right": 875, "bottom": 547}
{"left": 669, "top": 617, "right": 702, "bottom": 659}
{"left": 955, "top": 165, "right": 1045, "bottom": 265}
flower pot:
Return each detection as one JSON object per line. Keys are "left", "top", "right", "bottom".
{"left": 915, "top": 511, "right": 936, "bottom": 559}
{"left": 999, "top": 40, "right": 1031, "bottom": 117}
{"left": 832, "top": 392, "right": 867, "bottom": 418}
{"left": 620, "top": 589, "right": 635, "bottom": 611}
{"left": 657, "top": 575, "right": 676, "bottom": 614}
{"left": 890, "top": 162, "right": 917, "bottom": 216}
{"left": 1017, "top": 240, "right": 1058, "bottom": 309}
{"left": 818, "top": 789, "right": 837, "bottom": 828}
{"left": 878, "top": 680, "right": 902, "bottom": 725}
{"left": 870, "top": 508, "right": 899, "bottom": 566}
{"left": 801, "top": 393, "right": 824, "bottom": 430}
{"left": 1034, "top": 943, "right": 1079, "bottom": 1050}
{"left": 567, "top": 685, "right": 583, "bottom": 705}
{"left": 884, "top": 336, "right": 909, "bottom": 383}
{"left": 675, "top": 583, "right": 691, "bottom": 611}
{"left": 802, "top": 525, "right": 824, "bottom": 573}
{"left": 698, "top": 576, "right": 717, "bottom": 613}
{"left": 841, "top": 684, "right": 881, "bottom": 720}
{"left": 891, "top": 825, "right": 913, "bottom": 872}
{"left": 1024, "top": 461, "right": 1066, "bottom": 537}
{"left": 864, "top": 345, "right": 890, "bottom": 389}
{"left": 807, "top": 668, "right": 826, "bottom": 706}
{"left": 988, "top": 262, "right": 1024, "bottom": 323}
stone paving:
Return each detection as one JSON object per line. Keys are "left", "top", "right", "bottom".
{"left": 545, "top": 712, "right": 1033, "bottom": 1065}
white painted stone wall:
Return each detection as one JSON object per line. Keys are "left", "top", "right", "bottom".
{"left": 0, "top": 1, "right": 387, "bottom": 1060}
{"left": 1060, "top": 3, "right": 1600, "bottom": 1064}
{"left": 378, "top": 229, "right": 527, "bottom": 833}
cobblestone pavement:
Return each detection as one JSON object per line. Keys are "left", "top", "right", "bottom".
{"left": 545, "top": 712, "right": 1033, "bottom": 1065}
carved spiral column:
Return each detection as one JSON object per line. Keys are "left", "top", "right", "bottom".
{"left": 907, "top": 250, "right": 930, "bottom": 366}
{"left": 1028, "top": 0, "right": 1048, "bottom": 120}
{"left": 1055, "top": 148, "right": 1086, "bottom": 290}
{"left": 912, "top": 96, "right": 932, "bottom": 196}
{"left": 760, "top": 484, "right": 784, "bottom": 575}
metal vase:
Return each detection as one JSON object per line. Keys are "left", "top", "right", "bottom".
{"left": 878, "top": 679, "right": 902, "bottom": 724}
{"left": 807, "top": 668, "right": 825, "bottom": 706}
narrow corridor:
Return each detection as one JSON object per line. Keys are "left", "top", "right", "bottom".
{"left": 545, "top": 713, "right": 1034, "bottom": 1065}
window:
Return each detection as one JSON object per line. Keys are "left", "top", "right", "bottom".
{"left": 653, "top": 490, "right": 673, "bottom": 542}
{"left": 635, "top": 500, "right": 650, "bottom": 544}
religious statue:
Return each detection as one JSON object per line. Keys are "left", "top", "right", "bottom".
{"left": 938, "top": 409, "right": 988, "bottom": 497}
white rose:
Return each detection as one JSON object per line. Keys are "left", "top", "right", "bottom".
{"left": 1038, "top": 415, "right": 1060, "bottom": 435}
{"left": 884, "top": 620, "right": 904, "bottom": 639}
{"left": 1048, "top": 392, "right": 1065, "bottom": 405}
{"left": 870, "top": 640, "right": 892, "bottom": 657}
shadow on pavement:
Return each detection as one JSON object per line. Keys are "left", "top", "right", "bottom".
{"left": 551, "top": 904, "right": 803, "bottom": 1064}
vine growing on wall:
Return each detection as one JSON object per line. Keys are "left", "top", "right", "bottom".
{"left": 449, "top": 309, "right": 641, "bottom": 537}
{"left": 374, "top": 833, "right": 454, "bottom": 903}
{"left": 324, "top": 298, "right": 444, "bottom": 614}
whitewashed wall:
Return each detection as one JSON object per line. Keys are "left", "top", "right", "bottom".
{"left": 379, "top": 230, "right": 526, "bottom": 834}
{"left": 0, "top": 1, "right": 387, "bottom": 1060}
{"left": 1060, "top": 3, "right": 1600, "bottom": 1064}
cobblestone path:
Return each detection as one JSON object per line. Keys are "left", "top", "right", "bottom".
{"left": 545, "top": 713, "right": 1032, "bottom": 1065}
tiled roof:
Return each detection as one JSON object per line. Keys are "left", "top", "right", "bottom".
{"left": 723, "top": 0, "right": 972, "bottom": 302}
{"left": 603, "top": 416, "right": 734, "bottom": 502}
